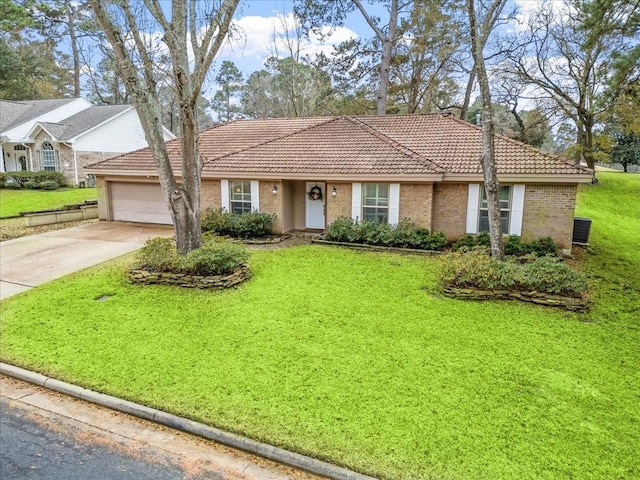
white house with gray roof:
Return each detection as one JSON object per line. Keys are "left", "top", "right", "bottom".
{"left": 0, "top": 98, "right": 175, "bottom": 185}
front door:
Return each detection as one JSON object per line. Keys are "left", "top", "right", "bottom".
{"left": 305, "top": 182, "right": 326, "bottom": 229}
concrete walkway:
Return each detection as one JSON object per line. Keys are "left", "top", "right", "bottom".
{"left": 0, "top": 222, "right": 173, "bottom": 300}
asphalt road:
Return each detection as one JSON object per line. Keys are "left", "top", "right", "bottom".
{"left": 1, "top": 398, "right": 194, "bottom": 479}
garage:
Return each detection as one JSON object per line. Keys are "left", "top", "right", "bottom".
{"left": 110, "top": 182, "right": 172, "bottom": 224}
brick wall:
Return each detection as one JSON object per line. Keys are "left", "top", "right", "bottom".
{"left": 201, "top": 180, "right": 221, "bottom": 210}
{"left": 399, "top": 184, "right": 433, "bottom": 230}
{"left": 259, "top": 180, "right": 283, "bottom": 233}
{"left": 431, "top": 183, "right": 468, "bottom": 240}
{"left": 522, "top": 184, "right": 577, "bottom": 251}
{"left": 326, "top": 182, "right": 352, "bottom": 224}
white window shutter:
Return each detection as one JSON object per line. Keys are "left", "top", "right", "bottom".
{"left": 388, "top": 183, "right": 400, "bottom": 225}
{"left": 221, "top": 179, "right": 230, "bottom": 212}
{"left": 351, "top": 182, "right": 362, "bottom": 221}
{"left": 509, "top": 184, "right": 525, "bottom": 236}
{"left": 466, "top": 184, "right": 480, "bottom": 234}
{"left": 251, "top": 180, "right": 260, "bottom": 211}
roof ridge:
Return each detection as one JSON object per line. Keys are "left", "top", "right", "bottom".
{"left": 202, "top": 116, "right": 339, "bottom": 165}
{"left": 349, "top": 116, "right": 446, "bottom": 173}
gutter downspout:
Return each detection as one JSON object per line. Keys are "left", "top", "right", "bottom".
{"left": 21, "top": 142, "right": 34, "bottom": 171}
{"left": 0, "top": 142, "right": 5, "bottom": 173}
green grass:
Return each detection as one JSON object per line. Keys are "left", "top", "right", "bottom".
{"left": 1, "top": 173, "right": 639, "bottom": 479}
{"left": 0, "top": 187, "right": 98, "bottom": 218}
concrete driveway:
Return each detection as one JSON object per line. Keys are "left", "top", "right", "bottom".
{"left": 0, "top": 222, "right": 174, "bottom": 300}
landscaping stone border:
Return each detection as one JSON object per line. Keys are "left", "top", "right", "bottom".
{"left": 442, "top": 286, "right": 589, "bottom": 311}
{"left": 241, "top": 234, "right": 291, "bottom": 244}
{"left": 129, "top": 264, "right": 251, "bottom": 289}
{"left": 311, "top": 239, "right": 444, "bottom": 256}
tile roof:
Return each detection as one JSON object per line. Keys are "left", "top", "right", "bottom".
{"left": 88, "top": 113, "right": 592, "bottom": 178}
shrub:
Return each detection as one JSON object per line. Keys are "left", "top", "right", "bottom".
{"left": 451, "top": 234, "right": 478, "bottom": 251}
{"left": 453, "top": 234, "right": 557, "bottom": 257}
{"left": 136, "top": 237, "right": 250, "bottom": 276}
{"left": 184, "top": 241, "right": 250, "bottom": 275}
{"left": 39, "top": 180, "right": 59, "bottom": 190}
{"left": 324, "top": 216, "right": 448, "bottom": 251}
{"left": 522, "top": 255, "right": 587, "bottom": 296}
{"left": 201, "top": 208, "right": 275, "bottom": 239}
{"left": 324, "top": 216, "right": 357, "bottom": 242}
{"left": 525, "top": 237, "right": 557, "bottom": 256}
{"left": 24, "top": 181, "right": 39, "bottom": 190}
{"left": 441, "top": 250, "right": 587, "bottom": 297}
{"left": 137, "top": 237, "right": 180, "bottom": 272}
{"left": 2, "top": 171, "right": 66, "bottom": 188}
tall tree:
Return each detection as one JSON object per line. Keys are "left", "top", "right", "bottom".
{"left": 89, "top": 0, "right": 239, "bottom": 255}
{"left": 241, "top": 57, "right": 332, "bottom": 118}
{"left": 212, "top": 60, "right": 243, "bottom": 122}
{"left": 389, "top": 0, "right": 465, "bottom": 113}
{"left": 501, "top": 0, "right": 639, "bottom": 170}
{"left": 0, "top": 0, "right": 73, "bottom": 99}
{"left": 295, "top": 0, "right": 410, "bottom": 114}
{"left": 468, "top": 0, "right": 508, "bottom": 259}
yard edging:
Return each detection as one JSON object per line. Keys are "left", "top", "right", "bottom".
{"left": 442, "top": 286, "right": 589, "bottom": 311}
{"left": 311, "top": 239, "right": 444, "bottom": 255}
{"left": 129, "top": 264, "right": 252, "bottom": 289}
{"left": 0, "top": 362, "right": 377, "bottom": 480}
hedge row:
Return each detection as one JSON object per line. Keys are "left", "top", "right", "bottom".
{"left": 201, "top": 208, "right": 275, "bottom": 239}
{"left": 441, "top": 249, "right": 587, "bottom": 297}
{"left": 324, "top": 217, "right": 448, "bottom": 251}
{"left": 1, "top": 171, "right": 67, "bottom": 189}
{"left": 452, "top": 233, "right": 558, "bottom": 256}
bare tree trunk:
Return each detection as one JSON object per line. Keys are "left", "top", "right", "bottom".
{"left": 65, "top": 0, "right": 81, "bottom": 97}
{"left": 353, "top": 0, "right": 398, "bottom": 115}
{"left": 89, "top": 0, "right": 239, "bottom": 255}
{"left": 377, "top": 36, "right": 393, "bottom": 114}
{"left": 460, "top": 65, "right": 476, "bottom": 120}
{"left": 468, "top": 0, "right": 506, "bottom": 260}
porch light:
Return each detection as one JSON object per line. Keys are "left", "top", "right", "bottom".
{"left": 272, "top": 185, "right": 278, "bottom": 195}
{"left": 331, "top": 187, "right": 337, "bottom": 197}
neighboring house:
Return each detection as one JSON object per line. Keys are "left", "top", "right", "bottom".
{"left": 87, "top": 114, "right": 593, "bottom": 253}
{"left": 0, "top": 98, "right": 175, "bottom": 185}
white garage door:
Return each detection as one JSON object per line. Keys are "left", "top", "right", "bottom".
{"left": 110, "top": 182, "right": 172, "bottom": 225}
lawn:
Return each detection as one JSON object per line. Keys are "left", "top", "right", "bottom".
{"left": 1, "top": 173, "right": 638, "bottom": 479}
{"left": 0, "top": 187, "right": 98, "bottom": 218}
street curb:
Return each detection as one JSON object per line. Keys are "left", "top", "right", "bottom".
{"left": 1, "top": 362, "right": 377, "bottom": 480}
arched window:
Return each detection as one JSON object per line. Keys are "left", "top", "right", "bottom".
{"left": 41, "top": 142, "right": 57, "bottom": 171}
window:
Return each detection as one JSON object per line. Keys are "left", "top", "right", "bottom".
{"left": 362, "top": 183, "right": 389, "bottom": 223}
{"left": 41, "top": 142, "right": 57, "bottom": 171}
{"left": 229, "top": 180, "right": 252, "bottom": 214}
{"left": 479, "top": 185, "right": 511, "bottom": 234}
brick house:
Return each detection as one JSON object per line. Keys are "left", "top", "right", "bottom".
{"left": 87, "top": 114, "right": 593, "bottom": 253}
{"left": 0, "top": 98, "right": 175, "bottom": 185}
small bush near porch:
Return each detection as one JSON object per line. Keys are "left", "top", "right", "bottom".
{"left": 201, "top": 208, "right": 275, "bottom": 239}
{"left": 324, "top": 217, "right": 448, "bottom": 250}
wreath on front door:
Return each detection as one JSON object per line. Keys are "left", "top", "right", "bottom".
{"left": 307, "top": 185, "right": 323, "bottom": 201}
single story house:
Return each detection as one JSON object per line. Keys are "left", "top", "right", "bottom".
{"left": 87, "top": 114, "right": 593, "bottom": 253}
{"left": 0, "top": 97, "right": 175, "bottom": 185}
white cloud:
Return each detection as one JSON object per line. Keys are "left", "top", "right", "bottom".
{"left": 217, "top": 12, "right": 358, "bottom": 74}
